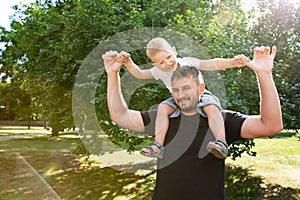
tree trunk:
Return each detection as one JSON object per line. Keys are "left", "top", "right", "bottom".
{"left": 51, "top": 129, "right": 59, "bottom": 137}
{"left": 51, "top": 125, "right": 59, "bottom": 137}
{"left": 27, "top": 118, "right": 31, "bottom": 129}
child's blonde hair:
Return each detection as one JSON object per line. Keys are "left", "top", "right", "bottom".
{"left": 146, "top": 37, "right": 176, "bottom": 57}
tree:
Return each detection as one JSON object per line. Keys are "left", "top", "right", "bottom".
{"left": 0, "top": 65, "right": 37, "bottom": 126}
{"left": 0, "top": 0, "right": 190, "bottom": 138}
{"left": 167, "top": 1, "right": 258, "bottom": 158}
{"left": 1, "top": 0, "right": 297, "bottom": 157}
{"left": 251, "top": 0, "right": 300, "bottom": 130}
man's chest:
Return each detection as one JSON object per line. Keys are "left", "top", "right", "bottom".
{"left": 164, "top": 115, "right": 214, "bottom": 155}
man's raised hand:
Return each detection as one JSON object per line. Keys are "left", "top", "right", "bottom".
{"left": 247, "top": 46, "right": 277, "bottom": 74}
{"left": 102, "top": 50, "right": 122, "bottom": 74}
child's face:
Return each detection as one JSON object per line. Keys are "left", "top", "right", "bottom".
{"left": 150, "top": 50, "right": 178, "bottom": 72}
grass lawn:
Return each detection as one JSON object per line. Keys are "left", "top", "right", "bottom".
{"left": 0, "top": 126, "right": 299, "bottom": 200}
{"left": 226, "top": 131, "right": 300, "bottom": 189}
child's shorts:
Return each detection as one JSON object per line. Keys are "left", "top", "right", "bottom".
{"left": 160, "top": 89, "right": 221, "bottom": 118}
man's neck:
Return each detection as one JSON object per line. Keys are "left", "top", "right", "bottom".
{"left": 181, "top": 110, "right": 198, "bottom": 116}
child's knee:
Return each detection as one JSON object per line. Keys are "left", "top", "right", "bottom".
{"left": 203, "top": 104, "right": 220, "bottom": 116}
{"left": 158, "top": 103, "right": 175, "bottom": 115}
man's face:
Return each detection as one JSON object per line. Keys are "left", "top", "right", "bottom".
{"left": 171, "top": 75, "right": 203, "bottom": 115}
{"left": 150, "top": 50, "right": 178, "bottom": 72}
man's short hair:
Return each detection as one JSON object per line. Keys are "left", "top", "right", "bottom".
{"left": 171, "top": 66, "right": 204, "bottom": 85}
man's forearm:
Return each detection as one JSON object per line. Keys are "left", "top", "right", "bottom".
{"left": 107, "top": 72, "right": 128, "bottom": 122}
{"left": 256, "top": 71, "right": 283, "bottom": 133}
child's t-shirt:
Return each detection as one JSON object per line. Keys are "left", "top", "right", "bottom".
{"left": 149, "top": 58, "right": 198, "bottom": 93}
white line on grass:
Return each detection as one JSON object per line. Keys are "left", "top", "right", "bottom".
{"left": 16, "top": 152, "right": 62, "bottom": 200}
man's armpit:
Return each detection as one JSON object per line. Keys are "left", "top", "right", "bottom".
{"left": 140, "top": 109, "right": 157, "bottom": 136}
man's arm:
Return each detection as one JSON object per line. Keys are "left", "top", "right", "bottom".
{"left": 241, "top": 46, "right": 283, "bottom": 138}
{"left": 183, "top": 55, "right": 250, "bottom": 70}
{"left": 103, "top": 51, "right": 145, "bottom": 132}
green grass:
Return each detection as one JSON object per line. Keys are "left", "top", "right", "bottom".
{"left": 227, "top": 131, "right": 300, "bottom": 189}
{"left": 0, "top": 127, "right": 299, "bottom": 200}
{"left": 0, "top": 136, "right": 154, "bottom": 199}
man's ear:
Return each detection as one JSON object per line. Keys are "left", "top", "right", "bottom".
{"left": 199, "top": 83, "right": 205, "bottom": 96}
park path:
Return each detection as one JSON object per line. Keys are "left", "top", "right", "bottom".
{"left": 0, "top": 132, "right": 51, "bottom": 141}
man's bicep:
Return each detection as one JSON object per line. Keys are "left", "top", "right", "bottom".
{"left": 117, "top": 110, "right": 145, "bottom": 132}
{"left": 240, "top": 116, "right": 269, "bottom": 139}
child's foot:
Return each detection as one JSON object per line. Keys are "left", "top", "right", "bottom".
{"left": 206, "top": 139, "right": 228, "bottom": 159}
{"left": 140, "top": 141, "right": 164, "bottom": 159}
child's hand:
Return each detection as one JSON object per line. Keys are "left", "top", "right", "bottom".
{"left": 234, "top": 54, "right": 251, "bottom": 67}
{"left": 117, "top": 51, "right": 129, "bottom": 62}
{"left": 118, "top": 51, "right": 135, "bottom": 70}
{"left": 102, "top": 50, "right": 122, "bottom": 74}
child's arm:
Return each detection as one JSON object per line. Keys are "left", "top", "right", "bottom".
{"left": 119, "top": 51, "right": 153, "bottom": 80}
{"left": 183, "top": 55, "right": 250, "bottom": 70}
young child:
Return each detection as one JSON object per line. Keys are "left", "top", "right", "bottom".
{"left": 118, "top": 37, "right": 249, "bottom": 159}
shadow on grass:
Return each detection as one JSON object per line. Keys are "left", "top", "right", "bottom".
{"left": 268, "top": 131, "right": 298, "bottom": 139}
{"left": 52, "top": 157, "right": 300, "bottom": 200}
{"left": 1, "top": 136, "right": 299, "bottom": 200}
{"left": 1, "top": 150, "right": 299, "bottom": 200}
{"left": 225, "top": 164, "right": 300, "bottom": 200}
{"left": 48, "top": 156, "right": 155, "bottom": 199}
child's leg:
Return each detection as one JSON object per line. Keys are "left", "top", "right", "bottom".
{"left": 203, "top": 104, "right": 228, "bottom": 159}
{"left": 155, "top": 103, "right": 175, "bottom": 146}
{"left": 141, "top": 103, "right": 175, "bottom": 157}
{"left": 203, "top": 104, "right": 226, "bottom": 141}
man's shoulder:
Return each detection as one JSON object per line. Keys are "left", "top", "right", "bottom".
{"left": 221, "top": 110, "right": 247, "bottom": 120}
{"left": 222, "top": 110, "right": 248, "bottom": 144}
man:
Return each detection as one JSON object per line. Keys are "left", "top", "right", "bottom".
{"left": 102, "top": 46, "right": 283, "bottom": 200}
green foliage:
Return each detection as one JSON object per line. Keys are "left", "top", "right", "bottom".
{"left": 229, "top": 139, "right": 256, "bottom": 160}
{"left": 168, "top": 1, "right": 256, "bottom": 113}
{"left": 250, "top": 0, "right": 300, "bottom": 130}
{"left": 100, "top": 121, "right": 146, "bottom": 153}
{"left": 129, "top": 83, "right": 171, "bottom": 110}
{"left": 0, "top": 0, "right": 299, "bottom": 155}
{"left": 167, "top": 1, "right": 257, "bottom": 157}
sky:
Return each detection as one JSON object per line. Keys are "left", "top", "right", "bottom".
{"left": 0, "top": 0, "right": 36, "bottom": 30}
{"left": 0, "top": 0, "right": 35, "bottom": 52}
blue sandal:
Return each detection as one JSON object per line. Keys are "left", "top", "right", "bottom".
{"left": 140, "top": 141, "right": 164, "bottom": 159}
{"left": 206, "top": 139, "right": 228, "bottom": 159}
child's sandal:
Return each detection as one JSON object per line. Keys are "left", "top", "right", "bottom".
{"left": 140, "top": 141, "right": 164, "bottom": 159}
{"left": 206, "top": 139, "right": 228, "bottom": 159}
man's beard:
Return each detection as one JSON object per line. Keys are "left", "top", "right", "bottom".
{"left": 178, "top": 97, "right": 198, "bottom": 113}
